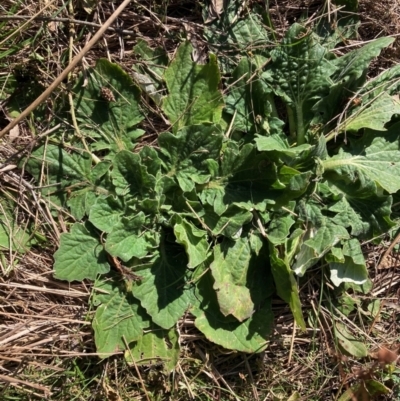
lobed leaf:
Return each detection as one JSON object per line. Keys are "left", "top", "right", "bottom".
{"left": 73, "top": 59, "right": 144, "bottom": 154}
{"left": 105, "top": 215, "right": 157, "bottom": 262}
{"left": 225, "top": 58, "right": 273, "bottom": 132}
{"left": 162, "top": 41, "right": 224, "bottom": 130}
{"left": 335, "top": 322, "right": 368, "bottom": 358}
{"left": 269, "top": 245, "right": 306, "bottom": 330}
{"left": 111, "top": 150, "right": 157, "bottom": 196}
{"left": 158, "top": 124, "right": 223, "bottom": 192}
{"left": 92, "top": 279, "right": 150, "bottom": 357}
{"left": 210, "top": 235, "right": 274, "bottom": 322}
{"left": 89, "top": 195, "right": 125, "bottom": 233}
{"left": 340, "top": 93, "right": 400, "bottom": 132}
{"left": 192, "top": 269, "right": 273, "bottom": 353}
{"left": 54, "top": 223, "right": 109, "bottom": 281}
{"left": 329, "top": 239, "right": 368, "bottom": 286}
{"left": 323, "top": 123, "right": 400, "bottom": 194}
{"left": 131, "top": 240, "right": 194, "bottom": 329}
{"left": 174, "top": 218, "right": 209, "bottom": 269}
{"left": 125, "top": 324, "right": 179, "bottom": 372}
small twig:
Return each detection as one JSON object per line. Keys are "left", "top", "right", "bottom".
{"left": 67, "top": 2, "right": 100, "bottom": 164}
{"left": 287, "top": 322, "right": 296, "bottom": 365}
{"left": 0, "top": 15, "right": 137, "bottom": 37}
{"left": 253, "top": 210, "right": 268, "bottom": 239}
{"left": 122, "top": 336, "right": 151, "bottom": 401}
{"left": 194, "top": 345, "right": 240, "bottom": 401}
{"left": 177, "top": 361, "right": 195, "bottom": 399}
{"left": 0, "top": 124, "right": 61, "bottom": 172}
{"left": 243, "top": 354, "right": 259, "bottom": 401}
{"left": 185, "top": 201, "right": 213, "bottom": 237}
{"left": 377, "top": 230, "right": 400, "bottom": 269}
{"left": 0, "top": 0, "right": 133, "bottom": 139}
{"left": 0, "top": 373, "right": 51, "bottom": 395}
{"left": 0, "top": 0, "right": 58, "bottom": 47}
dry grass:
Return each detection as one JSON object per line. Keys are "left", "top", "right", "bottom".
{"left": 1, "top": 0, "right": 400, "bottom": 399}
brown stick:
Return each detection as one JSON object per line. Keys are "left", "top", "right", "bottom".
{"left": 0, "top": 15, "right": 137, "bottom": 37}
{"left": 0, "top": 0, "right": 133, "bottom": 139}
{"left": 377, "top": 229, "right": 400, "bottom": 269}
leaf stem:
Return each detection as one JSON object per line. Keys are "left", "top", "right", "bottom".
{"left": 295, "top": 103, "right": 305, "bottom": 145}
{"left": 266, "top": 93, "right": 278, "bottom": 119}
{"left": 287, "top": 105, "right": 296, "bottom": 140}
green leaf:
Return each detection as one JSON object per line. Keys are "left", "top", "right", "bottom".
{"left": 264, "top": 23, "right": 336, "bottom": 142}
{"left": 203, "top": 205, "right": 253, "bottom": 238}
{"left": 89, "top": 196, "right": 124, "bottom": 233}
{"left": 200, "top": 143, "right": 281, "bottom": 213}
{"left": 314, "top": 2, "right": 359, "bottom": 50}
{"left": 255, "top": 134, "right": 312, "bottom": 157}
{"left": 23, "top": 144, "right": 101, "bottom": 210}
{"left": 105, "top": 214, "right": 157, "bottom": 262}
{"left": 329, "top": 239, "right": 368, "bottom": 286}
{"left": 210, "top": 235, "right": 273, "bottom": 322}
{"left": 132, "top": 40, "right": 168, "bottom": 106}
{"left": 162, "top": 41, "right": 224, "bottom": 130}
{"left": 54, "top": 223, "right": 109, "bottom": 281}
{"left": 341, "top": 93, "right": 400, "bottom": 132}
{"left": 328, "top": 192, "right": 393, "bottom": 237}
{"left": 339, "top": 379, "right": 390, "bottom": 400}
{"left": 92, "top": 279, "right": 150, "bottom": 357}
{"left": 73, "top": 59, "right": 144, "bottom": 154}
{"left": 6, "top": 74, "right": 48, "bottom": 121}
{"left": 204, "top": 2, "right": 270, "bottom": 73}
{"left": 67, "top": 191, "right": 90, "bottom": 220}
{"left": 315, "top": 37, "right": 395, "bottom": 133}
{"left": 335, "top": 322, "right": 368, "bottom": 357}
{"left": 331, "top": 37, "right": 394, "bottom": 91}
{"left": 292, "top": 221, "right": 349, "bottom": 276}
{"left": 364, "top": 380, "right": 390, "bottom": 396}
{"left": 267, "top": 23, "right": 333, "bottom": 105}
{"left": 333, "top": 292, "right": 358, "bottom": 316}
{"left": 344, "top": 278, "right": 373, "bottom": 295}
{"left": 287, "top": 392, "right": 301, "bottom": 401}
{"left": 91, "top": 129, "right": 146, "bottom": 159}
{"left": 24, "top": 144, "right": 92, "bottom": 185}
{"left": 192, "top": 270, "right": 273, "bottom": 353}
{"left": 131, "top": 239, "right": 194, "bottom": 329}
{"left": 133, "top": 39, "right": 168, "bottom": 82}
{"left": 91, "top": 160, "right": 112, "bottom": 182}
{"left": 360, "top": 64, "right": 400, "bottom": 101}
{"left": 193, "top": 300, "right": 273, "bottom": 353}
{"left": 0, "top": 200, "right": 32, "bottom": 253}
{"left": 125, "top": 324, "right": 179, "bottom": 372}
{"left": 367, "top": 299, "right": 381, "bottom": 318}
{"left": 158, "top": 124, "right": 223, "bottom": 192}
{"left": 323, "top": 124, "right": 400, "bottom": 194}
{"left": 111, "top": 150, "right": 156, "bottom": 196}
{"left": 174, "top": 218, "right": 209, "bottom": 269}
{"left": 268, "top": 214, "right": 296, "bottom": 245}
{"left": 225, "top": 58, "right": 273, "bottom": 132}
{"left": 269, "top": 244, "right": 306, "bottom": 330}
